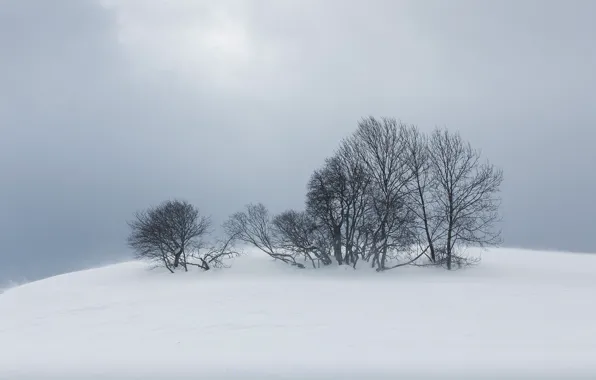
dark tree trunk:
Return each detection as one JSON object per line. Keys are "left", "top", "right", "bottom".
{"left": 344, "top": 243, "right": 353, "bottom": 265}
{"left": 380, "top": 242, "right": 388, "bottom": 270}
{"left": 446, "top": 192, "right": 454, "bottom": 270}
{"left": 446, "top": 226, "right": 453, "bottom": 270}
{"left": 173, "top": 249, "right": 183, "bottom": 269}
{"left": 379, "top": 225, "right": 388, "bottom": 270}
{"left": 333, "top": 225, "right": 343, "bottom": 265}
{"left": 417, "top": 182, "right": 436, "bottom": 263}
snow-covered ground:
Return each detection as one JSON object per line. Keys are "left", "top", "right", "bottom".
{"left": 1, "top": 248, "right": 595, "bottom": 379}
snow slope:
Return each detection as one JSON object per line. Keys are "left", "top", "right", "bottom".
{"left": 1, "top": 248, "right": 596, "bottom": 379}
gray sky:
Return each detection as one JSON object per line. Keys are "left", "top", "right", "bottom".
{"left": 1, "top": 0, "right": 595, "bottom": 284}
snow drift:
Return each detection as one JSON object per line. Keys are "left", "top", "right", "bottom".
{"left": 1, "top": 248, "right": 595, "bottom": 379}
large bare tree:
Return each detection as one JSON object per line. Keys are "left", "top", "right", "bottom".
{"left": 428, "top": 128, "right": 504, "bottom": 269}
{"left": 305, "top": 146, "right": 371, "bottom": 267}
{"left": 306, "top": 156, "right": 349, "bottom": 265}
{"left": 335, "top": 141, "right": 371, "bottom": 267}
{"left": 127, "top": 200, "right": 211, "bottom": 273}
{"left": 403, "top": 125, "right": 439, "bottom": 263}
{"left": 349, "top": 117, "right": 417, "bottom": 270}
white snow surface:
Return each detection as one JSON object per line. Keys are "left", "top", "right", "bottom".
{"left": 1, "top": 248, "right": 596, "bottom": 379}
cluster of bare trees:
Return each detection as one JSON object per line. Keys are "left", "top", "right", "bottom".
{"left": 128, "top": 117, "right": 502, "bottom": 272}
{"left": 225, "top": 117, "right": 503, "bottom": 270}
{"left": 127, "top": 200, "right": 238, "bottom": 272}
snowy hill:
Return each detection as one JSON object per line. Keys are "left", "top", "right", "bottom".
{"left": 1, "top": 248, "right": 596, "bottom": 379}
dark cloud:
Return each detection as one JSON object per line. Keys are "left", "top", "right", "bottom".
{"left": 1, "top": 0, "right": 595, "bottom": 283}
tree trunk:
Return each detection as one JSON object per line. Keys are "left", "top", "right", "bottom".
{"left": 368, "top": 235, "right": 378, "bottom": 266}
{"left": 182, "top": 250, "right": 188, "bottom": 272}
{"left": 200, "top": 258, "right": 210, "bottom": 271}
{"left": 417, "top": 183, "right": 436, "bottom": 263}
{"left": 446, "top": 196, "right": 454, "bottom": 270}
{"left": 333, "top": 225, "right": 343, "bottom": 265}
{"left": 379, "top": 225, "right": 387, "bottom": 270}
{"left": 344, "top": 242, "right": 353, "bottom": 265}
{"left": 380, "top": 242, "right": 388, "bottom": 270}
{"left": 173, "top": 249, "right": 184, "bottom": 269}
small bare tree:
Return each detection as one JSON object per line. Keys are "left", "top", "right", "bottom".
{"left": 273, "top": 209, "right": 333, "bottom": 268}
{"left": 127, "top": 200, "right": 211, "bottom": 273}
{"left": 187, "top": 234, "right": 241, "bottom": 271}
{"left": 224, "top": 203, "right": 305, "bottom": 268}
{"left": 428, "top": 129, "right": 503, "bottom": 269}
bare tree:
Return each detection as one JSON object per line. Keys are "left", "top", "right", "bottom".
{"left": 306, "top": 157, "right": 349, "bottom": 265}
{"left": 224, "top": 203, "right": 305, "bottom": 268}
{"left": 335, "top": 141, "right": 371, "bottom": 267}
{"left": 348, "top": 117, "right": 417, "bottom": 270}
{"left": 127, "top": 200, "right": 211, "bottom": 272}
{"left": 273, "top": 209, "right": 333, "bottom": 268}
{"left": 428, "top": 128, "right": 503, "bottom": 269}
{"left": 305, "top": 144, "right": 372, "bottom": 267}
{"left": 403, "top": 125, "right": 439, "bottom": 263}
{"left": 187, "top": 234, "right": 241, "bottom": 271}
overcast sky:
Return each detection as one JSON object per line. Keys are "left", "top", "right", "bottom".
{"left": 1, "top": 0, "right": 595, "bottom": 284}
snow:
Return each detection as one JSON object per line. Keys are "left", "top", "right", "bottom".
{"left": 1, "top": 248, "right": 596, "bottom": 379}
